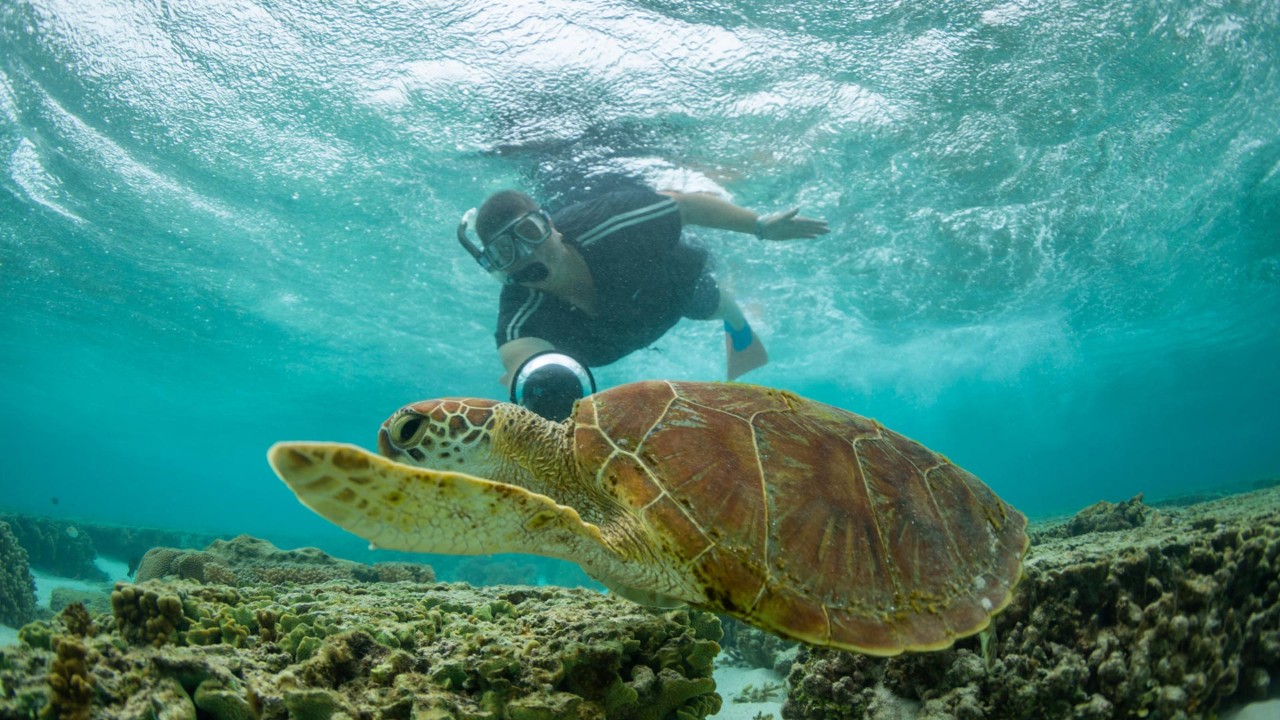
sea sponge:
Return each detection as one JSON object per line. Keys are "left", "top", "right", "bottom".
{"left": 0, "top": 520, "right": 38, "bottom": 627}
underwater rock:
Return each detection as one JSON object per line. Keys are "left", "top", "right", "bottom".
{"left": 0, "top": 515, "right": 104, "bottom": 582}
{"left": 0, "top": 521, "right": 38, "bottom": 628}
{"left": 0, "top": 579, "right": 724, "bottom": 720}
{"left": 48, "top": 587, "right": 112, "bottom": 616}
{"left": 134, "top": 534, "right": 435, "bottom": 586}
{"left": 782, "top": 486, "right": 1280, "bottom": 720}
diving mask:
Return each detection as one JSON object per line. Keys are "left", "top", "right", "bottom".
{"left": 457, "top": 207, "right": 553, "bottom": 280}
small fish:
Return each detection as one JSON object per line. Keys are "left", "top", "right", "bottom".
{"left": 51, "top": 496, "right": 59, "bottom": 505}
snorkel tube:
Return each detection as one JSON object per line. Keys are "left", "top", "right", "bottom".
{"left": 456, "top": 208, "right": 492, "bottom": 271}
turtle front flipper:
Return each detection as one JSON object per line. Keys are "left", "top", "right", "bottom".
{"left": 268, "top": 442, "right": 605, "bottom": 559}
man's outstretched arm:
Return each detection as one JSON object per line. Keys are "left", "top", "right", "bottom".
{"left": 658, "top": 190, "right": 829, "bottom": 240}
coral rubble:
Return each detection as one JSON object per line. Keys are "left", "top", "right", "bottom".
{"left": 1, "top": 579, "right": 723, "bottom": 719}
{"left": 783, "top": 487, "right": 1280, "bottom": 720}
{"left": 0, "top": 521, "right": 38, "bottom": 628}
{"left": 134, "top": 534, "right": 436, "bottom": 587}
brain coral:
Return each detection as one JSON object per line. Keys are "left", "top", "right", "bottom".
{"left": 783, "top": 488, "right": 1280, "bottom": 720}
{"left": 0, "top": 520, "right": 38, "bottom": 628}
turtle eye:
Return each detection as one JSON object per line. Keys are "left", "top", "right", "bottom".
{"left": 391, "top": 415, "right": 424, "bottom": 447}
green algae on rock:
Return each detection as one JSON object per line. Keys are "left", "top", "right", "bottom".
{"left": 0, "top": 579, "right": 723, "bottom": 720}
{"left": 782, "top": 487, "right": 1280, "bottom": 720}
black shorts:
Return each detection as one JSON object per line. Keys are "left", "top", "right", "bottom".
{"left": 682, "top": 269, "right": 721, "bottom": 320}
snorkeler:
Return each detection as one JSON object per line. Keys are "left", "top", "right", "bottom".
{"left": 457, "top": 187, "right": 828, "bottom": 419}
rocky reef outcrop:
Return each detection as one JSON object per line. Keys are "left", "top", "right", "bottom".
{"left": 0, "top": 515, "right": 104, "bottom": 582}
{"left": 0, "top": 578, "right": 723, "bottom": 720}
{"left": 133, "top": 534, "right": 437, "bottom": 586}
{"left": 0, "top": 521, "right": 38, "bottom": 628}
{"left": 783, "top": 487, "right": 1280, "bottom": 720}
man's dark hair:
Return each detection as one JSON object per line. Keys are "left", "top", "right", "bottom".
{"left": 476, "top": 190, "right": 538, "bottom": 243}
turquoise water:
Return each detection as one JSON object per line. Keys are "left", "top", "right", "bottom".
{"left": 2, "top": 0, "right": 1278, "bottom": 558}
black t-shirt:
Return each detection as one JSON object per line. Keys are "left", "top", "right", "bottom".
{"left": 494, "top": 190, "right": 710, "bottom": 367}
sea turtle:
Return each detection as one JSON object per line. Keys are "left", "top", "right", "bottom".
{"left": 268, "top": 380, "right": 1027, "bottom": 656}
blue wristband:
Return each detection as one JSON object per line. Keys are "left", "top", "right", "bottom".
{"left": 724, "top": 321, "right": 753, "bottom": 351}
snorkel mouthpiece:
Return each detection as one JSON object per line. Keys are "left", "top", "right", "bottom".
{"left": 510, "top": 262, "right": 549, "bottom": 284}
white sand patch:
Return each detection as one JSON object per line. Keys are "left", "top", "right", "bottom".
{"left": 711, "top": 665, "right": 785, "bottom": 719}
{"left": 1, "top": 555, "right": 133, "bottom": 648}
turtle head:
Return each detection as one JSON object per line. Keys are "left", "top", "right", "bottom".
{"left": 379, "top": 398, "right": 504, "bottom": 473}
{"left": 379, "top": 397, "right": 571, "bottom": 494}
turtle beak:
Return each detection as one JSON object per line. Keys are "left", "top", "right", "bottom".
{"left": 376, "top": 426, "right": 399, "bottom": 460}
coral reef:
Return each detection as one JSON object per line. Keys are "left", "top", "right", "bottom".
{"left": 0, "top": 521, "right": 38, "bottom": 628}
{"left": 783, "top": 487, "right": 1280, "bottom": 720}
{"left": 133, "top": 534, "right": 436, "bottom": 586}
{"left": 1, "top": 579, "right": 724, "bottom": 720}
{"left": 43, "top": 605, "right": 96, "bottom": 720}
{"left": 0, "top": 515, "right": 103, "bottom": 582}
{"left": 722, "top": 618, "right": 798, "bottom": 674}
{"left": 78, "top": 522, "right": 222, "bottom": 574}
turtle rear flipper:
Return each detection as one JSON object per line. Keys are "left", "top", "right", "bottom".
{"left": 268, "top": 442, "right": 605, "bottom": 559}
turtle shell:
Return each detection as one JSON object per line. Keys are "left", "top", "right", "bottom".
{"left": 571, "top": 380, "right": 1027, "bottom": 655}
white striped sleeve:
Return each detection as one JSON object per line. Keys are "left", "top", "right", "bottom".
{"left": 577, "top": 198, "right": 678, "bottom": 247}
{"left": 503, "top": 290, "right": 545, "bottom": 342}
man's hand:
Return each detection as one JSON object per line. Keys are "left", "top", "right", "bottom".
{"left": 757, "top": 208, "right": 829, "bottom": 240}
